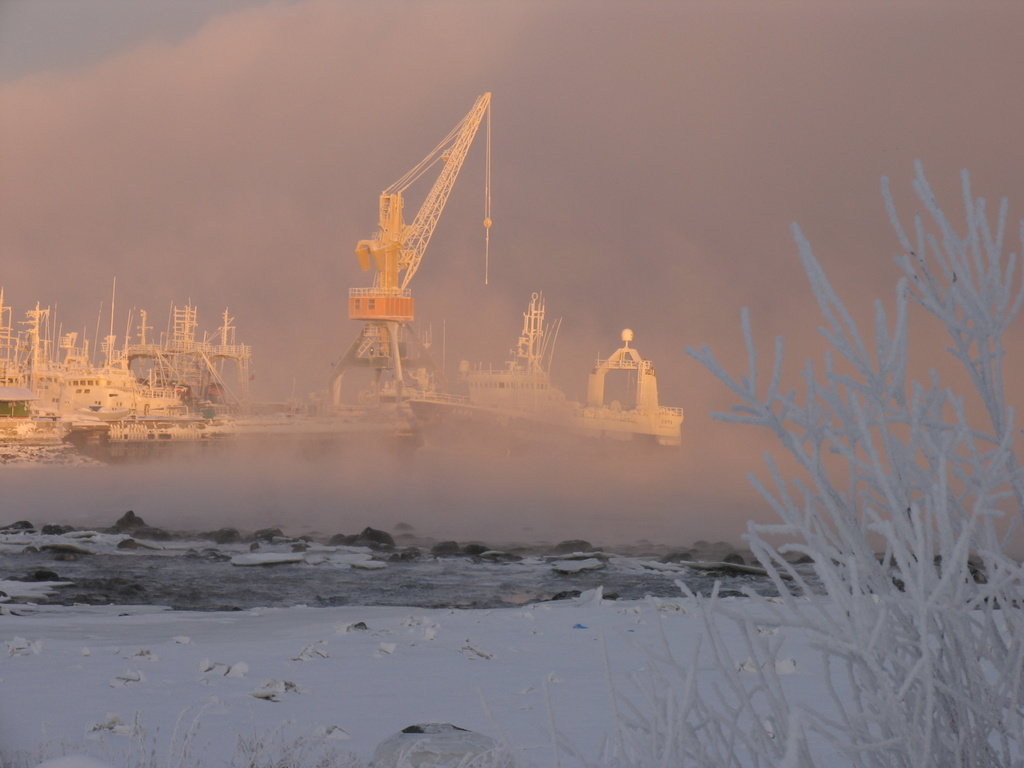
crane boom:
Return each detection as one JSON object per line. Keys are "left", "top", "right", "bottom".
{"left": 396, "top": 92, "right": 491, "bottom": 290}
{"left": 352, "top": 92, "right": 492, "bottom": 311}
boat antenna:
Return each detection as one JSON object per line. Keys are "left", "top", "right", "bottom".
{"left": 92, "top": 301, "right": 104, "bottom": 366}
{"left": 123, "top": 308, "right": 133, "bottom": 355}
{"left": 107, "top": 277, "right": 116, "bottom": 366}
{"left": 48, "top": 302, "right": 58, "bottom": 360}
{"left": 545, "top": 316, "right": 562, "bottom": 375}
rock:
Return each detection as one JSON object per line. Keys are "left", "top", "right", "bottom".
{"left": 132, "top": 526, "right": 172, "bottom": 541}
{"left": 660, "top": 550, "right": 694, "bottom": 563}
{"left": 110, "top": 510, "right": 146, "bottom": 532}
{"left": 203, "top": 527, "right": 241, "bottom": 544}
{"left": 1, "top": 520, "right": 34, "bottom": 532}
{"left": 461, "top": 543, "right": 489, "bottom": 556}
{"left": 547, "top": 590, "right": 582, "bottom": 601}
{"left": 116, "top": 537, "right": 160, "bottom": 550}
{"left": 372, "top": 723, "right": 505, "bottom": 768}
{"left": 388, "top": 547, "right": 422, "bottom": 562}
{"left": 183, "top": 548, "right": 231, "bottom": 562}
{"left": 690, "top": 540, "right": 741, "bottom": 561}
{"left": 431, "top": 540, "right": 461, "bottom": 556}
{"left": 231, "top": 553, "right": 305, "bottom": 567}
{"left": 328, "top": 533, "right": 356, "bottom": 546}
{"left": 684, "top": 560, "right": 786, "bottom": 579}
{"left": 552, "top": 539, "right": 593, "bottom": 554}
{"left": 26, "top": 569, "right": 60, "bottom": 581}
{"left": 353, "top": 526, "right": 394, "bottom": 550}
{"left": 253, "top": 527, "right": 284, "bottom": 542}
{"left": 291, "top": 542, "right": 308, "bottom": 552}
{"left": 478, "top": 550, "right": 522, "bottom": 562}
{"left": 40, "top": 524, "right": 74, "bottom": 536}
{"left": 717, "top": 589, "right": 747, "bottom": 598}
{"left": 722, "top": 552, "right": 746, "bottom": 565}
{"left": 351, "top": 558, "right": 387, "bottom": 570}
{"left": 40, "top": 543, "right": 92, "bottom": 555}
{"left": 394, "top": 521, "right": 415, "bottom": 532}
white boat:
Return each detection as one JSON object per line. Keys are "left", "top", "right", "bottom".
{"left": 409, "top": 293, "right": 683, "bottom": 449}
{"left": 0, "top": 292, "right": 254, "bottom": 455}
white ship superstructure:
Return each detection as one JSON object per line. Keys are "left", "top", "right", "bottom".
{"left": 0, "top": 292, "right": 253, "bottom": 454}
{"left": 409, "top": 293, "right": 683, "bottom": 447}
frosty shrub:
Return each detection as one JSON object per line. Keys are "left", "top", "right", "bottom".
{"left": 674, "top": 164, "right": 1024, "bottom": 767}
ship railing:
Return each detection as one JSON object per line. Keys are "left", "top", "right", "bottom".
{"left": 659, "top": 406, "right": 684, "bottom": 417}
{"left": 207, "top": 343, "right": 252, "bottom": 359}
{"left": 411, "top": 391, "right": 470, "bottom": 405}
{"left": 125, "top": 344, "right": 164, "bottom": 358}
{"left": 593, "top": 357, "right": 647, "bottom": 370}
{"left": 348, "top": 287, "right": 411, "bottom": 298}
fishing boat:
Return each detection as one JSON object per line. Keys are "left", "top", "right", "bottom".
{"left": 408, "top": 293, "right": 683, "bottom": 449}
{"left": 0, "top": 291, "right": 256, "bottom": 457}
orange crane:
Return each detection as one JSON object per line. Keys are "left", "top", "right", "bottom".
{"left": 331, "top": 93, "right": 492, "bottom": 408}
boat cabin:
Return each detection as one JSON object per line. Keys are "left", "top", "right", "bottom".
{"left": 0, "top": 386, "right": 37, "bottom": 418}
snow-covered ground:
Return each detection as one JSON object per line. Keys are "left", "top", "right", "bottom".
{"left": 0, "top": 521, "right": 826, "bottom": 767}
{"left": 0, "top": 591, "right": 828, "bottom": 767}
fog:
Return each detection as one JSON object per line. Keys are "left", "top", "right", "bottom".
{"left": 1, "top": 441, "right": 756, "bottom": 550}
{"left": 2, "top": 1, "right": 1023, "bottom": 545}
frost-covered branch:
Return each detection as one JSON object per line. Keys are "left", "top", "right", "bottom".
{"left": 681, "top": 166, "right": 1024, "bottom": 767}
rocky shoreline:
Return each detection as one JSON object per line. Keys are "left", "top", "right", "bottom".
{"left": 0, "top": 512, "right": 792, "bottom": 611}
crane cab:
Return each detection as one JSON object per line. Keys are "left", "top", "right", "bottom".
{"left": 348, "top": 288, "right": 415, "bottom": 322}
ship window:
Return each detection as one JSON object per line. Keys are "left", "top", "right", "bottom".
{"left": 368, "top": 299, "right": 376, "bottom": 310}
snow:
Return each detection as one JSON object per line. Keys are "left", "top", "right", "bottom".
{"left": 0, "top": 579, "right": 74, "bottom": 602}
{"left": 229, "top": 552, "right": 305, "bottom": 566}
{"left": 550, "top": 557, "right": 604, "bottom": 574}
{"left": 0, "top": 595, "right": 829, "bottom": 767}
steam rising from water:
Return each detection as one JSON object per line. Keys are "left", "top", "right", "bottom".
{"left": 1, "top": 438, "right": 762, "bottom": 549}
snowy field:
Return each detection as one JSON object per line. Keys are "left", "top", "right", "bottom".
{"left": 0, "top": 521, "right": 811, "bottom": 767}
{"left": 0, "top": 589, "right": 828, "bottom": 768}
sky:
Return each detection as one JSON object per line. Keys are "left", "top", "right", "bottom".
{"left": 2, "top": 0, "right": 1023, "bottom": 545}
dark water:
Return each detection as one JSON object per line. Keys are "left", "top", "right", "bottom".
{"left": 0, "top": 547, "right": 785, "bottom": 611}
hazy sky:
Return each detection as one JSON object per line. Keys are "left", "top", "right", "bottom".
{"left": 2, "top": 1, "right": 1023, "bottom": 544}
